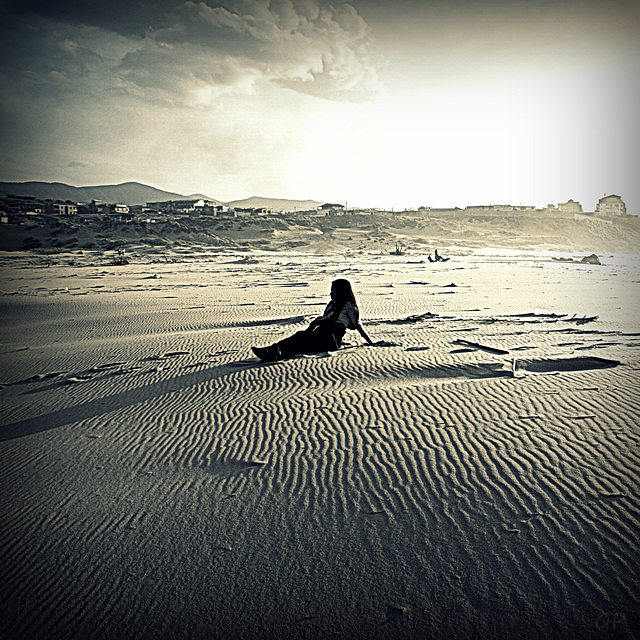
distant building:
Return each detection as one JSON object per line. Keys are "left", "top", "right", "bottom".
{"left": 108, "top": 204, "right": 134, "bottom": 221}
{"left": 230, "top": 207, "right": 274, "bottom": 216}
{"left": 350, "top": 207, "right": 382, "bottom": 215}
{"left": 558, "top": 199, "right": 583, "bottom": 213}
{"left": 320, "top": 203, "right": 346, "bottom": 215}
{"left": 464, "top": 205, "right": 492, "bottom": 213}
{"left": 111, "top": 204, "right": 133, "bottom": 221}
{"left": 0, "top": 195, "right": 45, "bottom": 214}
{"left": 46, "top": 202, "right": 77, "bottom": 215}
{"left": 596, "top": 194, "right": 626, "bottom": 216}
{"left": 465, "top": 204, "right": 534, "bottom": 214}
{"left": 90, "top": 200, "right": 108, "bottom": 214}
{"left": 146, "top": 199, "right": 224, "bottom": 215}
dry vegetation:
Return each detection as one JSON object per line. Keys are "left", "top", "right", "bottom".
{"left": 2, "top": 209, "right": 639, "bottom": 255}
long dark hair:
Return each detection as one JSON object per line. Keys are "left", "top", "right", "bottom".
{"left": 331, "top": 279, "right": 357, "bottom": 308}
{"left": 319, "top": 279, "right": 359, "bottom": 327}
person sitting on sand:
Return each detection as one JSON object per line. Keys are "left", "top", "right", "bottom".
{"left": 428, "top": 249, "right": 449, "bottom": 263}
{"left": 252, "top": 279, "right": 374, "bottom": 361}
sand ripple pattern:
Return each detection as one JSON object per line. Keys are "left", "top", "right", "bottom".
{"left": 1, "top": 253, "right": 639, "bottom": 639}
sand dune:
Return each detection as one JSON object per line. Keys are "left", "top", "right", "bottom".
{"left": 1, "top": 248, "right": 639, "bottom": 639}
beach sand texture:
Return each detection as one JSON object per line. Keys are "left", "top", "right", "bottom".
{"left": 1, "top": 249, "right": 639, "bottom": 639}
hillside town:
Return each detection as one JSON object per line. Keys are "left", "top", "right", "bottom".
{"left": 0, "top": 191, "right": 631, "bottom": 224}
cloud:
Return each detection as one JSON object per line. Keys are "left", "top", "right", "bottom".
{"left": 116, "top": 0, "right": 382, "bottom": 104}
{"left": 55, "top": 38, "right": 104, "bottom": 76}
{"left": 2, "top": 0, "right": 382, "bottom": 106}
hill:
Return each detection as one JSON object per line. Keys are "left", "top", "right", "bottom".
{"left": 0, "top": 181, "right": 217, "bottom": 206}
{"left": 226, "top": 196, "right": 325, "bottom": 212}
{"left": 2, "top": 208, "right": 639, "bottom": 255}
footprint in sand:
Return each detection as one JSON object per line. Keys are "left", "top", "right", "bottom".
{"left": 382, "top": 604, "right": 408, "bottom": 625}
{"left": 29, "top": 371, "right": 69, "bottom": 381}
{"left": 66, "top": 375, "right": 93, "bottom": 383}
{"left": 97, "top": 362, "right": 128, "bottom": 369}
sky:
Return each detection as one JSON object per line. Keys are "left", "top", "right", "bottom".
{"left": 1, "top": 0, "right": 639, "bottom": 212}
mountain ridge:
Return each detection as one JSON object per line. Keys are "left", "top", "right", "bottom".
{"left": 225, "top": 196, "right": 325, "bottom": 212}
{"left": 0, "top": 181, "right": 327, "bottom": 211}
{"left": 0, "top": 181, "right": 218, "bottom": 207}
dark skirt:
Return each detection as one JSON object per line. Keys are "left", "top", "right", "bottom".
{"left": 275, "top": 322, "right": 346, "bottom": 359}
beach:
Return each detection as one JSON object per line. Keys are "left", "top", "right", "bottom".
{"left": 1, "top": 247, "right": 639, "bottom": 639}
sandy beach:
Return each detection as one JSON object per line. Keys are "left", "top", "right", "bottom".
{"left": 1, "top": 246, "right": 639, "bottom": 639}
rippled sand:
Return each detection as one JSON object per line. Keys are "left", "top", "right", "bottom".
{"left": 1, "top": 248, "right": 639, "bottom": 639}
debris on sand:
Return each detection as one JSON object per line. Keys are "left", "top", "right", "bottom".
{"left": 506, "top": 310, "right": 598, "bottom": 323}
{"left": 428, "top": 248, "right": 450, "bottom": 262}
{"left": 453, "top": 338, "right": 510, "bottom": 355}
{"left": 390, "top": 241, "right": 405, "bottom": 255}
{"left": 551, "top": 254, "right": 601, "bottom": 265}
{"left": 386, "top": 312, "right": 439, "bottom": 324}
{"left": 111, "top": 248, "right": 129, "bottom": 266}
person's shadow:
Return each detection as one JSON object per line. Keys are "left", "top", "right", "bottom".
{"left": 0, "top": 358, "right": 264, "bottom": 442}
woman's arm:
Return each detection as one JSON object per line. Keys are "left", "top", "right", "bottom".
{"left": 356, "top": 323, "right": 374, "bottom": 345}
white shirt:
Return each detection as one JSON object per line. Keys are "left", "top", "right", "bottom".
{"left": 336, "top": 301, "right": 359, "bottom": 329}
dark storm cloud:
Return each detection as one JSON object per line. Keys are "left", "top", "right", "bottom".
{"left": 2, "top": 0, "right": 178, "bottom": 35}
{"left": 118, "top": 1, "right": 380, "bottom": 102}
{"left": 1, "top": 0, "right": 381, "bottom": 103}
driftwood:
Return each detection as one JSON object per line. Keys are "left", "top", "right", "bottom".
{"left": 551, "top": 254, "right": 601, "bottom": 265}
{"left": 452, "top": 339, "right": 510, "bottom": 355}
{"left": 505, "top": 310, "right": 598, "bottom": 324}
{"left": 387, "top": 312, "right": 439, "bottom": 324}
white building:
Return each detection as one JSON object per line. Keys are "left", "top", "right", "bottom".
{"left": 319, "top": 203, "right": 346, "bottom": 215}
{"left": 47, "top": 202, "right": 78, "bottom": 215}
{"left": 558, "top": 199, "right": 583, "bottom": 213}
{"left": 596, "top": 194, "right": 626, "bottom": 216}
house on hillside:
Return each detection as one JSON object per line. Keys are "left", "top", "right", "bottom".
{"left": 350, "top": 207, "right": 382, "bottom": 215}
{"left": 146, "top": 199, "right": 224, "bottom": 215}
{"left": 90, "top": 200, "right": 108, "bottom": 214}
{"left": 596, "top": 194, "right": 627, "bottom": 216}
{"left": 45, "top": 202, "right": 77, "bottom": 215}
{"left": 231, "top": 207, "right": 275, "bottom": 216}
{"left": 558, "top": 199, "right": 583, "bottom": 213}
{"left": 192, "top": 200, "right": 226, "bottom": 215}
{"left": 110, "top": 204, "right": 134, "bottom": 221}
{"left": 320, "top": 203, "right": 346, "bottom": 215}
{"left": 465, "top": 205, "right": 492, "bottom": 213}
{"left": 1, "top": 195, "right": 45, "bottom": 214}
{"left": 465, "top": 204, "right": 534, "bottom": 214}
